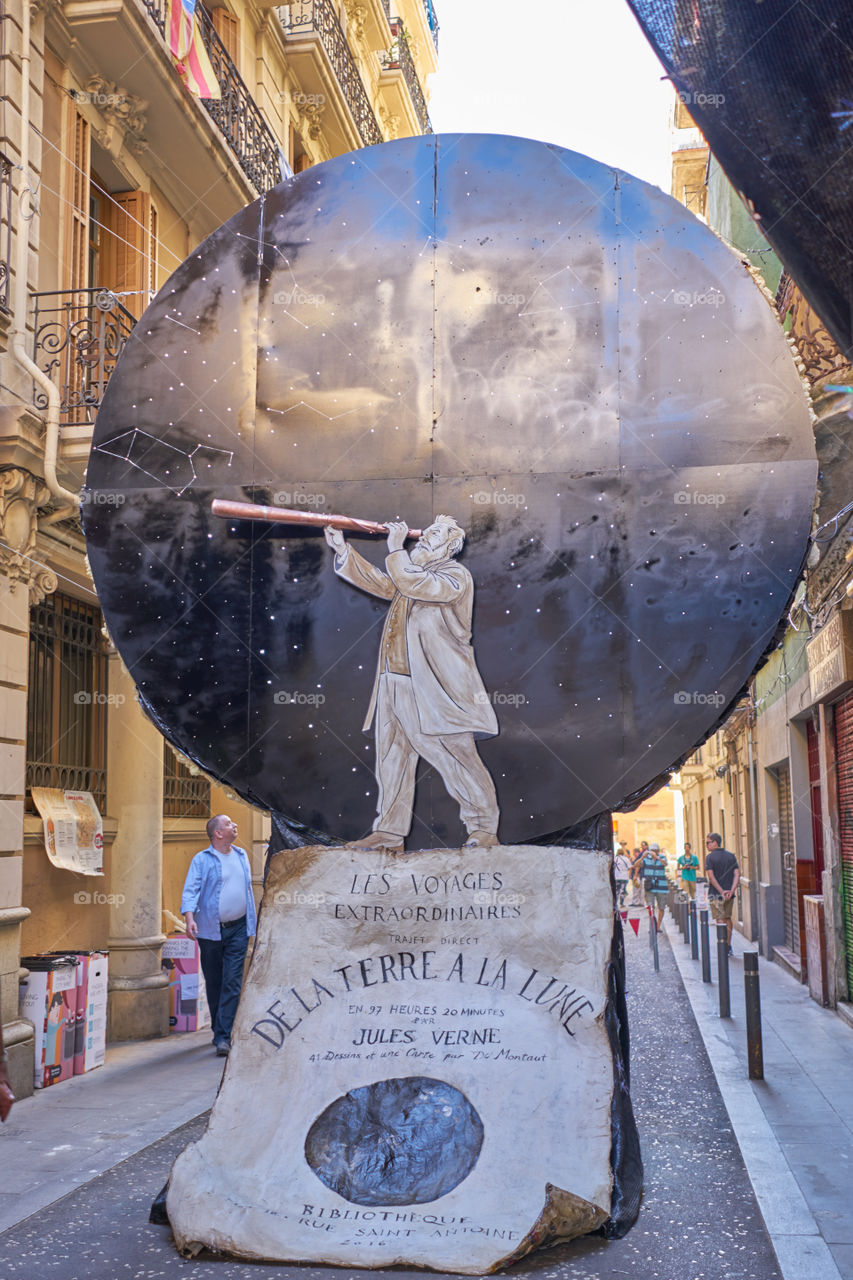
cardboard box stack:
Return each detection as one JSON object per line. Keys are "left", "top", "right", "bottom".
{"left": 20, "top": 951, "right": 109, "bottom": 1089}
{"left": 162, "top": 934, "right": 210, "bottom": 1033}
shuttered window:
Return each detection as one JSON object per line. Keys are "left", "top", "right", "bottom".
{"left": 834, "top": 693, "right": 853, "bottom": 994}
{"left": 99, "top": 190, "right": 159, "bottom": 320}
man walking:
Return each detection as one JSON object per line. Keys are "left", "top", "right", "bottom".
{"left": 705, "top": 832, "right": 740, "bottom": 954}
{"left": 677, "top": 842, "right": 699, "bottom": 899}
{"left": 182, "top": 814, "right": 257, "bottom": 1056}
{"left": 642, "top": 842, "right": 669, "bottom": 929}
{"left": 614, "top": 847, "right": 631, "bottom": 907}
{"left": 324, "top": 516, "right": 500, "bottom": 850}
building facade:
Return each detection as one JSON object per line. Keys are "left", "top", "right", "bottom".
{"left": 669, "top": 90, "right": 853, "bottom": 1016}
{"left": 0, "top": 0, "right": 437, "bottom": 1097}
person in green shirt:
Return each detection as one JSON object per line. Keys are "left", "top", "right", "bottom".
{"left": 677, "top": 843, "right": 699, "bottom": 899}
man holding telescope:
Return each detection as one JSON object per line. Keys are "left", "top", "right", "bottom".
{"left": 324, "top": 515, "right": 500, "bottom": 851}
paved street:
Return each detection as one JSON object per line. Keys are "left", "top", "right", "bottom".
{"left": 2, "top": 907, "right": 850, "bottom": 1279}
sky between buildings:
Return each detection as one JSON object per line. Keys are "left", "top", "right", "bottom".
{"left": 428, "top": 0, "right": 673, "bottom": 194}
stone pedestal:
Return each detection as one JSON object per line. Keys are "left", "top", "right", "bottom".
{"left": 106, "top": 656, "right": 169, "bottom": 1041}
{"left": 167, "top": 844, "right": 636, "bottom": 1273}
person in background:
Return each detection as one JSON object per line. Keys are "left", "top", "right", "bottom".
{"left": 630, "top": 847, "right": 645, "bottom": 906}
{"left": 182, "top": 814, "right": 257, "bottom": 1057}
{"left": 614, "top": 847, "right": 631, "bottom": 906}
{"left": 705, "top": 833, "right": 740, "bottom": 955}
{"left": 642, "top": 842, "right": 669, "bottom": 930}
{"left": 677, "top": 842, "right": 699, "bottom": 899}
{"left": 0, "top": 1019, "right": 14, "bottom": 1121}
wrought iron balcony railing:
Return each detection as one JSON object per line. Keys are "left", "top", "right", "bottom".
{"left": 0, "top": 152, "right": 12, "bottom": 314}
{"left": 279, "top": 0, "right": 384, "bottom": 147}
{"left": 422, "top": 0, "right": 439, "bottom": 51}
{"left": 387, "top": 18, "right": 432, "bottom": 135}
{"left": 31, "top": 289, "right": 136, "bottom": 429}
{"left": 142, "top": 0, "right": 284, "bottom": 193}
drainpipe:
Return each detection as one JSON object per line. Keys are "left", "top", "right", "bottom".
{"left": 9, "top": 1, "right": 78, "bottom": 518}
{"left": 747, "top": 718, "right": 762, "bottom": 952}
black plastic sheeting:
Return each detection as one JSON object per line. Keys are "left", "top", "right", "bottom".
{"left": 625, "top": 0, "right": 853, "bottom": 358}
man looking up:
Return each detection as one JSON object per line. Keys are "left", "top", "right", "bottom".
{"left": 324, "top": 516, "right": 500, "bottom": 851}
{"left": 182, "top": 814, "right": 257, "bottom": 1056}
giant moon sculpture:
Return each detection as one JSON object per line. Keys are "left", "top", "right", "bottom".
{"left": 82, "top": 133, "right": 816, "bottom": 848}
{"left": 83, "top": 135, "right": 816, "bottom": 1269}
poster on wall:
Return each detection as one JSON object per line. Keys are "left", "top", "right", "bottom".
{"left": 31, "top": 788, "right": 104, "bottom": 876}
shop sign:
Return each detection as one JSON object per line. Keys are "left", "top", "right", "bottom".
{"left": 807, "top": 612, "right": 853, "bottom": 704}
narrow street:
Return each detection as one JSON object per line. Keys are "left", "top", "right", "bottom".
{"left": 7, "top": 906, "right": 849, "bottom": 1280}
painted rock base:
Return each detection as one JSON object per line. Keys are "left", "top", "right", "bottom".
{"left": 166, "top": 845, "right": 627, "bottom": 1272}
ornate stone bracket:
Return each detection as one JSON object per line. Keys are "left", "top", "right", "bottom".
{"left": 379, "top": 105, "right": 401, "bottom": 140}
{"left": 83, "top": 75, "right": 149, "bottom": 158}
{"left": 0, "top": 468, "right": 58, "bottom": 602}
{"left": 342, "top": 0, "right": 367, "bottom": 44}
{"left": 298, "top": 101, "right": 326, "bottom": 142}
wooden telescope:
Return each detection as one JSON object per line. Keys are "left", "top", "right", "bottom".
{"left": 210, "top": 498, "right": 422, "bottom": 539}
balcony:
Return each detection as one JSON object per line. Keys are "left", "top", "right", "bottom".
{"left": 279, "top": 0, "right": 384, "bottom": 150}
{"left": 382, "top": 18, "right": 431, "bottom": 135}
{"left": 31, "top": 289, "right": 135, "bottom": 431}
{"left": 421, "top": 0, "right": 439, "bottom": 51}
{"left": 142, "top": 0, "right": 284, "bottom": 193}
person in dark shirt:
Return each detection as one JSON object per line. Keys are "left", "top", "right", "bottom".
{"left": 704, "top": 833, "right": 740, "bottom": 954}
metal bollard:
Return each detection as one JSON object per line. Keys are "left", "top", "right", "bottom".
{"left": 689, "top": 901, "right": 699, "bottom": 960}
{"left": 744, "top": 952, "right": 764, "bottom": 1079}
{"left": 699, "top": 908, "right": 711, "bottom": 982}
{"left": 716, "top": 921, "right": 731, "bottom": 1018}
{"left": 681, "top": 899, "right": 690, "bottom": 941}
{"left": 651, "top": 913, "right": 660, "bottom": 971}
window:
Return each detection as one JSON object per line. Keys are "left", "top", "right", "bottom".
{"left": 100, "top": 190, "right": 159, "bottom": 319}
{"left": 26, "top": 593, "right": 109, "bottom": 811}
{"left": 163, "top": 744, "right": 211, "bottom": 818}
{"left": 209, "top": 4, "right": 239, "bottom": 65}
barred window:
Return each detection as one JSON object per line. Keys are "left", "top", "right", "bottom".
{"left": 26, "top": 592, "right": 109, "bottom": 811}
{"left": 163, "top": 743, "right": 211, "bottom": 818}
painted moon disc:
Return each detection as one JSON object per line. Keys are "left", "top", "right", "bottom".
{"left": 304, "top": 1076, "right": 485, "bottom": 1206}
{"left": 82, "top": 134, "right": 816, "bottom": 844}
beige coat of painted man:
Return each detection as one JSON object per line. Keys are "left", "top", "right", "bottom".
{"left": 325, "top": 516, "right": 500, "bottom": 851}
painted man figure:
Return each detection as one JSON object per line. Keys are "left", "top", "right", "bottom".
{"left": 324, "top": 516, "right": 500, "bottom": 851}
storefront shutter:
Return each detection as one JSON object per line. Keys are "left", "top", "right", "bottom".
{"left": 834, "top": 692, "right": 853, "bottom": 994}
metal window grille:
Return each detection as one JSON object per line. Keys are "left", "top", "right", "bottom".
{"left": 163, "top": 744, "right": 211, "bottom": 818}
{"left": 26, "top": 592, "right": 109, "bottom": 811}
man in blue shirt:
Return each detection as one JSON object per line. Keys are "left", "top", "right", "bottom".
{"left": 182, "top": 814, "right": 257, "bottom": 1056}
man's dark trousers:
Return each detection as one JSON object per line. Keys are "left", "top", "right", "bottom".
{"left": 198, "top": 915, "right": 249, "bottom": 1045}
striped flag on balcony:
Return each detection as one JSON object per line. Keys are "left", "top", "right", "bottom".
{"left": 167, "top": 0, "right": 221, "bottom": 99}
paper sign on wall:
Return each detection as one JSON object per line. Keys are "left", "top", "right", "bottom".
{"left": 31, "top": 788, "right": 104, "bottom": 876}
